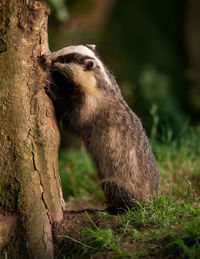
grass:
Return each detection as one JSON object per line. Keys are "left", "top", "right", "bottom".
{"left": 60, "top": 197, "right": 200, "bottom": 258}
{"left": 82, "top": 212, "right": 122, "bottom": 254}
{"left": 58, "top": 126, "right": 200, "bottom": 258}
{"left": 151, "top": 126, "right": 200, "bottom": 197}
{"left": 167, "top": 219, "right": 200, "bottom": 259}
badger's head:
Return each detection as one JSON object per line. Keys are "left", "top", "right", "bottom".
{"left": 43, "top": 44, "right": 119, "bottom": 97}
{"left": 42, "top": 45, "right": 122, "bottom": 123}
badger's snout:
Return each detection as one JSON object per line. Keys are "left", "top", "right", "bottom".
{"left": 40, "top": 54, "right": 46, "bottom": 65}
{"left": 40, "top": 54, "right": 54, "bottom": 70}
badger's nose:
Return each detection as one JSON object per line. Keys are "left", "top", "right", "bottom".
{"left": 40, "top": 54, "right": 46, "bottom": 65}
{"left": 40, "top": 54, "right": 52, "bottom": 70}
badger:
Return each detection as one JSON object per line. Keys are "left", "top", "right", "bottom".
{"left": 42, "top": 44, "right": 159, "bottom": 210}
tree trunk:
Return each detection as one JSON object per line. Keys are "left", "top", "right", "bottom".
{"left": 0, "top": 0, "right": 64, "bottom": 258}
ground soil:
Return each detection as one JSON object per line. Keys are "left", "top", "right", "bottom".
{"left": 53, "top": 199, "right": 122, "bottom": 258}
{"left": 53, "top": 203, "right": 174, "bottom": 259}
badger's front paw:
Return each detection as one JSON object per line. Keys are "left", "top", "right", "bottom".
{"left": 101, "top": 180, "right": 138, "bottom": 210}
{"left": 44, "top": 80, "right": 58, "bottom": 102}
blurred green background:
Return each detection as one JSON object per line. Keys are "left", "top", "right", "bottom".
{"left": 47, "top": 0, "right": 200, "bottom": 140}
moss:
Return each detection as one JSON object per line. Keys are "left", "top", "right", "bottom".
{"left": 0, "top": 1, "right": 11, "bottom": 36}
{"left": 0, "top": 1, "right": 12, "bottom": 53}
{"left": 0, "top": 181, "right": 20, "bottom": 210}
{"left": 0, "top": 38, "right": 7, "bottom": 53}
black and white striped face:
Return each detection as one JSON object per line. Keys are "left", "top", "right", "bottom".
{"left": 43, "top": 45, "right": 122, "bottom": 125}
{"left": 43, "top": 44, "right": 111, "bottom": 88}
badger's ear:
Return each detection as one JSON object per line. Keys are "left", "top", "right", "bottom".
{"left": 85, "top": 58, "right": 97, "bottom": 70}
{"left": 86, "top": 44, "right": 96, "bottom": 51}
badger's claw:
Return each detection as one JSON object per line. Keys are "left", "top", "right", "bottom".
{"left": 44, "top": 79, "right": 51, "bottom": 88}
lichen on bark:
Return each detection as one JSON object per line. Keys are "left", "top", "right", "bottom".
{"left": 0, "top": 181, "right": 20, "bottom": 211}
{"left": 0, "top": 38, "right": 7, "bottom": 53}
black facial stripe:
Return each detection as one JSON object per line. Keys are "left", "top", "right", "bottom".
{"left": 54, "top": 53, "right": 94, "bottom": 65}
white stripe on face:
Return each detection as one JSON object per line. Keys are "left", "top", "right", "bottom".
{"left": 53, "top": 45, "right": 95, "bottom": 59}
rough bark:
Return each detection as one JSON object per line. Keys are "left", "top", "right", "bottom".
{"left": 0, "top": 0, "right": 64, "bottom": 258}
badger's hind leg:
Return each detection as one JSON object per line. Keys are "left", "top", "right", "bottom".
{"left": 101, "top": 180, "right": 137, "bottom": 211}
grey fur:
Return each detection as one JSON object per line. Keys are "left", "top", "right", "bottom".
{"left": 43, "top": 45, "right": 159, "bottom": 209}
